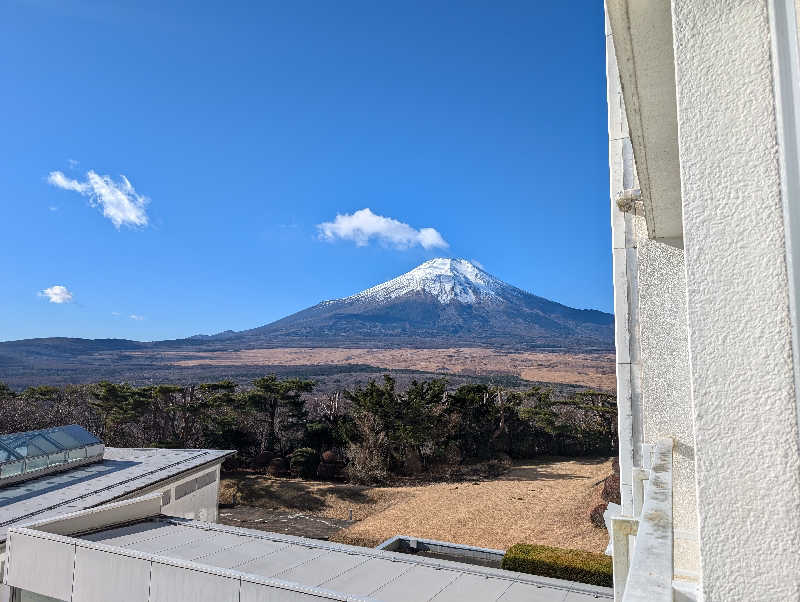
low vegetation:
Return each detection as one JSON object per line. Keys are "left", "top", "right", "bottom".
{"left": 501, "top": 543, "right": 613, "bottom": 587}
{"left": 329, "top": 458, "right": 614, "bottom": 552}
{"left": 0, "top": 375, "right": 616, "bottom": 484}
{"left": 1, "top": 377, "right": 617, "bottom": 582}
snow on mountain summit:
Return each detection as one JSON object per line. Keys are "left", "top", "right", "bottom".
{"left": 341, "top": 258, "right": 513, "bottom": 305}
{"left": 236, "top": 257, "right": 614, "bottom": 349}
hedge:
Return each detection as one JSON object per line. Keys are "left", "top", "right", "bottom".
{"left": 501, "top": 543, "right": 613, "bottom": 587}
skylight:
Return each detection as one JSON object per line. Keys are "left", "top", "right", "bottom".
{"left": 0, "top": 425, "right": 104, "bottom": 485}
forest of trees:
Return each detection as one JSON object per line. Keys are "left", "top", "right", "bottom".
{"left": 0, "top": 376, "right": 616, "bottom": 484}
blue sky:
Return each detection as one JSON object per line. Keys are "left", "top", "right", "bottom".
{"left": 1, "top": 1, "right": 610, "bottom": 342}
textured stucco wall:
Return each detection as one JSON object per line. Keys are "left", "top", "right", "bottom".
{"left": 672, "top": 0, "right": 800, "bottom": 599}
{"left": 634, "top": 226, "right": 699, "bottom": 579}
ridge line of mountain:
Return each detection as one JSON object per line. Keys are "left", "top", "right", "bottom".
{"left": 0, "top": 258, "right": 614, "bottom": 355}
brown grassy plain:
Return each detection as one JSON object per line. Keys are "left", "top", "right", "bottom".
{"left": 168, "top": 347, "right": 616, "bottom": 390}
{"left": 219, "top": 457, "right": 612, "bottom": 552}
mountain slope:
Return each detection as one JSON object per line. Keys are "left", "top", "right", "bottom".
{"left": 0, "top": 259, "right": 614, "bottom": 363}
{"left": 0, "top": 259, "right": 614, "bottom": 388}
{"left": 236, "top": 258, "right": 613, "bottom": 350}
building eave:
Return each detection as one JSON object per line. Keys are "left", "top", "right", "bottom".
{"left": 606, "top": 0, "right": 683, "bottom": 241}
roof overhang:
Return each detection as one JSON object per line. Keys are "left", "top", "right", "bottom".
{"left": 607, "top": 0, "right": 683, "bottom": 242}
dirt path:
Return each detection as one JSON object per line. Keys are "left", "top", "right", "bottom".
{"left": 220, "top": 457, "right": 611, "bottom": 553}
{"left": 218, "top": 506, "right": 355, "bottom": 540}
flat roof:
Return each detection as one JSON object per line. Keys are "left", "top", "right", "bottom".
{"left": 75, "top": 517, "right": 612, "bottom": 601}
{"left": 0, "top": 447, "right": 233, "bottom": 543}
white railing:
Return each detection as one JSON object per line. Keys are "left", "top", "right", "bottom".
{"left": 611, "top": 438, "right": 673, "bottom": 602}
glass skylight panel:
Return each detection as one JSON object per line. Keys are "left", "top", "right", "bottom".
{"left": 60, "top": 424, "right": 101, "bottom": 445}
{"left": 46, "top": 430, "right": 82, "bottom": 449}
{"left": 85, "top": 443, "right": 104, "bottom": 457}
{"left": 25, "top": 455, "right": 49, "bottom": 472}
{"left": 0, "top": 460, "right": 23, "bottom": 478}
{"left": 21, "top": 436, "right": 60, "bottom": 456}
{"left": 0, "top": 443, "right": 19, "bottom": 463}
{"left": 67, "top": 447, "right": 88, "bottom": 461}
{"left": 0, "top": 425, "right": 104, "bottom": 485}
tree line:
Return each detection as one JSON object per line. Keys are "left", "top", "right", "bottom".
{"left": 0, "top": 376, "right": 616, "bottom": 484}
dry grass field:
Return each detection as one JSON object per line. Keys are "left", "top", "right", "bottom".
{"left": 219, "top": 457, "right": 612, "bottom": 553}
{"left": 170, "top": 347, "right": 616, "bottom": 390}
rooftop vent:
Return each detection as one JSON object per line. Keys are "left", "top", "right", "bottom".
{"left": 0, "top": 425, "right": 104, "bottom": 487}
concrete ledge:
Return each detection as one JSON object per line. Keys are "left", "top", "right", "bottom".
{"left": 622, "top": 438, "right": 673, "bottom": 602}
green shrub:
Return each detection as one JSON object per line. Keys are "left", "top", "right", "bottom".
{"left": 501, "top": 543, "right": 613, "bottom": 587}
{"left": 290, "top": 447, "right": 320, "bottom": 479}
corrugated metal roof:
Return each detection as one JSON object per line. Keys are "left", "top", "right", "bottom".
{"left": 0, "top": 447, "right": 233, "bottom": 543}
{"left": 80, "top": 519, "right": 613, "bottom": 601}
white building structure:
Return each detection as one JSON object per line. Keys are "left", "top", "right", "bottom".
{"left": 606, "top": 0, "right": 800, "bottom": 600}
{"left": 0, "top": 426, "right": 233, "bottom": 602}
{"left": 1, "top": 495, "right": 612, "bottom": 602}
{"left": 0, "top": 425, "right": 612, "bottom": 601}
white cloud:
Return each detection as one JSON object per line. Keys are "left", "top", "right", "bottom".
{"left": 48, "top": 170, "right": 88, "bottom": 193}
{"left": 471, "top": 259, "right": 485, "bottom": 269}
{"left": 47, "top": 170, "right": 150, "bottom": 229}
{"left": 111, "top": 311, "right": 121, "bottom": 316}
{"left": 129, "top": 314, "right": 145, "bottom": 321}
{"left": 317, "top": 208, "right": 449, "bottom": 250}
{"left": 39, "top": 285, "right": 73, "bottom": 304}
{"left": 67, "top": 159, "right": 79, "bottom": 169}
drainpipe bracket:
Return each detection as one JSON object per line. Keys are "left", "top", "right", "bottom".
{"left": 616, "top": 189, "right": 644, "bottom": 214}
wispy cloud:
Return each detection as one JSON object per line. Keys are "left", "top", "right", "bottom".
{"left": 67, "top": 159, "right": 79, "bottom": 169}
{"left": 129, "top": 314, "right": 145, "bottom": 321}
{"left": 111, "top": 311, "right": 121, "bottom": 316}
{"left": 317, "top": 208, "right": 448, "bottom": 250}
{"left": 47, "top": 170, "right": 150, "bottom": 229}
{"left": 39, "top": 285, "right": 73, "bottom": 304}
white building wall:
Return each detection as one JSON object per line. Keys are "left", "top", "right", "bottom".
{"left": 0, "top": 462, "right": 223, "bottom": 602}
{"left": 606, "top": 3, "right": 700, "bottom": 580}
{"left": 671, "top": 0, "right": 800, "bottom": 599}
{"left": 3, "top": 517, "right": 368, "bottom": 602}
{"left": 117, "top": 464, "right": 222, "bottom": 524}
{"left": 1, "top": 550, "right": 8, "bottom": 602}
{"left": 72, "top": 546, "right": 151, "bottom": 602}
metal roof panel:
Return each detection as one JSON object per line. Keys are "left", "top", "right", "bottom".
{"left": 0, "top": 447, "right": 233, "bottom": 543}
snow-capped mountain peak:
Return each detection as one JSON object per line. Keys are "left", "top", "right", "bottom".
{"left": 340, "top": 258, "right": 512, "bottom": 305}
{"left": 241, "top": 257, "right": 614, "bottom": 349}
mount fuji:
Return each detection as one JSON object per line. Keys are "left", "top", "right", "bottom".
{"left": 0, "top": 258, "right": 614, "bottom": 388}
{"left": 228, "top": 258, "right": 614, "bottom": 350}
